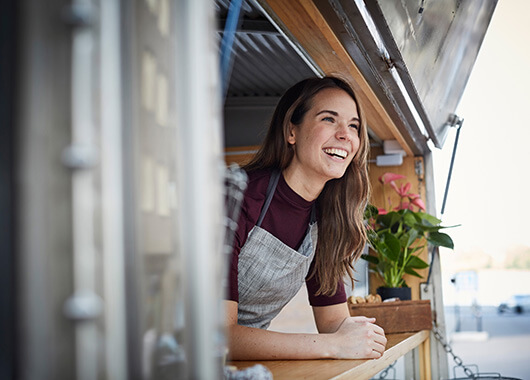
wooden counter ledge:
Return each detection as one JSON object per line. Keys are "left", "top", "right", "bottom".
{"left": 228, "top": 330, "right": 430, "bottom": 380}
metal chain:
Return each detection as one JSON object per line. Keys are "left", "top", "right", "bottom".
{"left": 376, "top": 360, "right": 396, "bottom": 379}
{"left": 431, "top": 322, "right": 476, "bottom": 378}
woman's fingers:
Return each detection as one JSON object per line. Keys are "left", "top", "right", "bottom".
{"left": 352, "top": 317, "right": 385, "bottom": 340}
{"left": 372, "top": 340, "right": 386, "bottom": 354}
{"left": 369, "top": 350, "right": 382, "bottom": 359}
{"left": 331, "top": 316, "right": 389, "bottom": 359}
{"left": 363, "top": 320, "right": 387, "bottom": 357}
{"left": 372, "top": 322, "right": 385, "bottom": 336}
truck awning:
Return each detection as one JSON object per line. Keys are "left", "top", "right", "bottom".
{"left": 220, "top": 0, "right": 497, "bottom": 154}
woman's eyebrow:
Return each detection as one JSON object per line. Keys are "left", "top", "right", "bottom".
{"left": 316, "top": 109, "right": 360, "bottom": 122}
{"left": 316, "top": 109, "right": 338, "bottom": 116}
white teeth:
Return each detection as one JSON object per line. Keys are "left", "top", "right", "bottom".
{"left": 323, "top": 148, "right": 347, "bottom": 159}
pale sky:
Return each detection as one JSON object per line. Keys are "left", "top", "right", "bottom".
{"left": 433, "top": 0, "right": 530, "bottom": 259}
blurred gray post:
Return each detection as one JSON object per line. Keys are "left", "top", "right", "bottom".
{"left": 64, "top": 1, "right": 100, "bottom": 379}
{"left": 175, "top": 0, "right": 225, "bottom": 379}
{"left": 99, "top": 0, "right": 128, "bottom": 378}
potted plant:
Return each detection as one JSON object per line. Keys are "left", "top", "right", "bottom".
{"left": 362, "top": 172, "right": 455, "bottom": 300}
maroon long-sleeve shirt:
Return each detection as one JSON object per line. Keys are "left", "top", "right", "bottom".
{"left": 227, "top": 168, "right": 346, "bottom": 307}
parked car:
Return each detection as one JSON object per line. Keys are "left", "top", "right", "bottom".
{"left": 498, "top": 295, "right": 530, "bottom": 314}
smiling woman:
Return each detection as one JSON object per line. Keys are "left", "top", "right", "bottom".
{"left": 224, "top": 77, "right": 386, "bottom": 361}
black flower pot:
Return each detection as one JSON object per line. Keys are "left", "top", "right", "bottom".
{"left": 377, "top": 286, "right": 411, "bottom": 301}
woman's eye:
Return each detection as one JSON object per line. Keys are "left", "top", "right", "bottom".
{"left": 322, "top": 116, "right": 334, "bottom": 122}
{"left": 349, "top": 123, "right": 360, "bottom": 130}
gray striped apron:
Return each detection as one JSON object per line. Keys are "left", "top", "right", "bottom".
{"left": 237, "top": 170, "right": 318, "bottom": 329}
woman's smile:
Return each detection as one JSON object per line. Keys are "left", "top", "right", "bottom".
{"left": 323, "top": 147, "right": 349, "bottom": 160}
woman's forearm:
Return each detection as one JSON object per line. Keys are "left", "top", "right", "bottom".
{"left": 227, "top": 324, "right": 334, "bottom": 360}
{"left": 227, "top": 316, "right": 386, "bottom": 360}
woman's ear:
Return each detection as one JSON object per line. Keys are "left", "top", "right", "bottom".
{"left": 287, "top": 123, "right": 296, "bottom": 145}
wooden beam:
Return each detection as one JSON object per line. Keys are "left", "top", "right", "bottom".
{"left": 420, "top": 337, "right": 432, "bottom": 380}
{"left": 262, "top": 0, "right": 414, "bottom": 156}
{"left": 224, "top": 145, "right": 259, "bottom": 166}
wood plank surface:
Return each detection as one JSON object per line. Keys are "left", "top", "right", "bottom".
{"left": 228, "top": 330, "right": 429, "bottom": 379}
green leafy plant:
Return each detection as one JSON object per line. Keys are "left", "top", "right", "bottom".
{"left": 362, "top": 173, "right": 455, "bottom": 288}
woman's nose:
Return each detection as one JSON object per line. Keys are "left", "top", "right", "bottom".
{"left": 336, "top": 122, "right": 351, "bottom": 141}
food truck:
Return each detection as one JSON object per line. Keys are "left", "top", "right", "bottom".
{"left": 1, "top": 0, "right": 496, "bottom": 378}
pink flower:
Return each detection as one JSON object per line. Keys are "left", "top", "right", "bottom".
{"left": 378, "top": 208, "right": 388, "bottom": 215}
{"left": 411, "top": 197, "right": 426, "bottom": 210}
{"left": 391, "top": 182, "right": 411, "bottom": 197}
{"left": 379, "top": 172, "right": 406, "bottom": 185}
{"left": 378, "top": 172, "right": 426, "bottom": 212}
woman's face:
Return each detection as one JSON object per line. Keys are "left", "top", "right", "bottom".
{"left": 286, "top": 87, "right": 361, "bottom": 185}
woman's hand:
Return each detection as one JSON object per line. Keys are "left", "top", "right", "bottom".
{"left": 328, "top": 316, "right": 387, "bottom": 359}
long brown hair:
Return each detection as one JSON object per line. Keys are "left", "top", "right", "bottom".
{"left": 245, "top": 76, "right": 371, "bottom": 296}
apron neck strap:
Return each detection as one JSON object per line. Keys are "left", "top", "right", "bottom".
{"left": 310, "top": 204, "right": 317, "bottom": 224}
{"left": 256, "top": 169, "right": 281, "bottom": 227}
{"left": 256, "top": 169, "right": 318, "bottom": 227}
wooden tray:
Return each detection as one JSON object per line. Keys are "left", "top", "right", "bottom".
{"left": 348, "top": 300, "right": 432, "bottom": 334}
